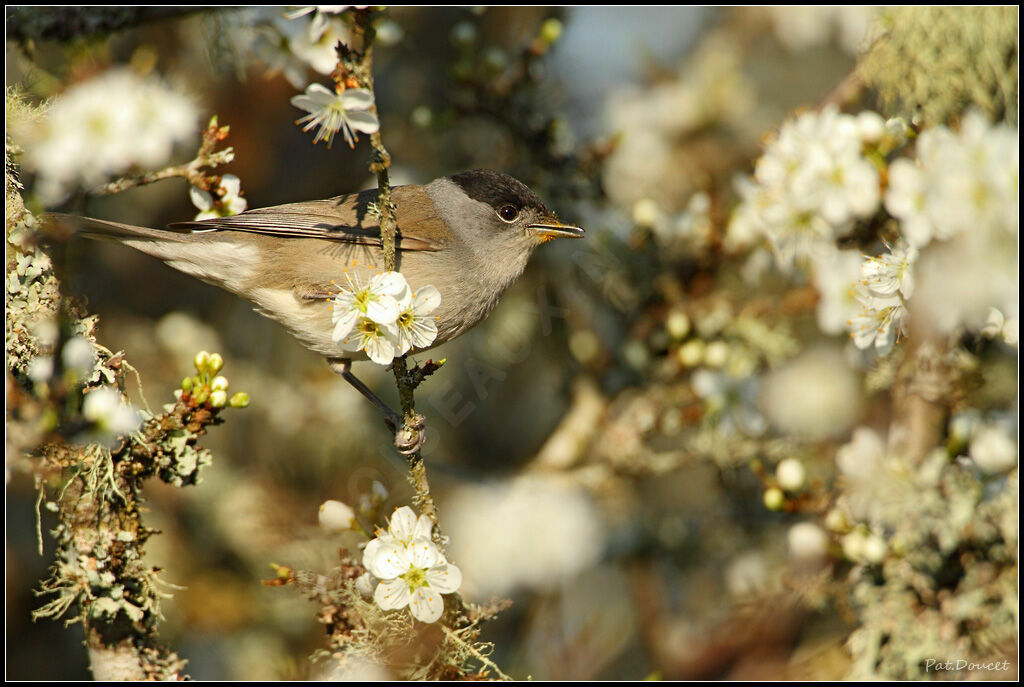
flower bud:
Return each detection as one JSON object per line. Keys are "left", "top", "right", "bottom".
{"left": 211, "top": 375, "right": 229, "bottom": 391}
{"left": 666, "top": 310, "right": 691, "bottom": 340}
{"left": 194, "top": 350, "right": 210, "bottom": 373}
{"left": 319, "top": 500, "right": 356, "bottom": 531}
{"left": 788, "top": 522, "right": 828, "bottom": 563}
{"left": 228, "top": 392, "right": 250, "bottom": 408}
{"left": 824, "top": 508, "right": 848, "bottom": 532}
{"left": 209, "top": 390, "right": 227, "bottom": 408}
{"left": 763, "top": 487, "right": 785, "bottom": 511}
{"left": 704, "top": 341, "right": 729, "bottom": 368}
{"left": 181, "top": 376, "right": 194, "bottom": 392}
{"left": 194, "top": 388, "right": 210, "bottom": 406}
{"left": 539, "top": 17, "right": 563, "bottom": 45}
{"left": 207, "top": 353, "right": 224, "bottom": 375}
{"left": 775, "top": 458, "right": 806, "bottom": 491}
{"left": 862, "top": 534, "right": 887, "bottom": 564}
{"left": 677, "top": 339, "right": 705, "bottom": 367}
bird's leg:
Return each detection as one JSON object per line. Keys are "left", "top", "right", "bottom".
{"left": 327, "top": 358, "right": 426, "bottom": 455}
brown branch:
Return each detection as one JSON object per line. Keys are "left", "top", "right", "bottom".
{"left": 90, "top": 117, "right": 235, "bottom": 196}
{"left": 345, "top": 9, "right": 437, "bottom": 525}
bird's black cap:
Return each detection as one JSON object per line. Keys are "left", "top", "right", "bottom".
{"left": 448, "top": 169, "right": 550, "bottom": 214}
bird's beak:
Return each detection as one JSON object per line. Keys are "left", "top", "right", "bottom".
{"left": 527, "top": 219, "right": 585, "bottom": 242}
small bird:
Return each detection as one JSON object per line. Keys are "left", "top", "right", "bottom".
{"left": 59, "top": 169, "right": 583, "bottom": 450}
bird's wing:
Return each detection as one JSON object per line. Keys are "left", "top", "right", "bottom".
{"left": 167, "top": 185, "right": 446, "bottom": 252}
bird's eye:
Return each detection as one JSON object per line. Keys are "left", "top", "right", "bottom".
{"left": 497, "top": 205, "right": 519, "bottom": 222}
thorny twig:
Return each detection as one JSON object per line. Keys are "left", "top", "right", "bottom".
{"left": 90, "top": 116, "right": 235, "bottom": 196}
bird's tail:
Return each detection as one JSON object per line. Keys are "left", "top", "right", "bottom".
{"left": 51, "top": 213, "right": 195, "bottom": 244}
{"left": 51, "top": 213, "right": 254, "bottom": 293}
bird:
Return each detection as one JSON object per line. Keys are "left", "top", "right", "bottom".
{"left": 57, "top": 169, "right": 584, "bottom": 452}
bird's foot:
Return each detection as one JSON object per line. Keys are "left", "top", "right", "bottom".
{"left": 388, "top": 413, "right": 427, "bottom": 456}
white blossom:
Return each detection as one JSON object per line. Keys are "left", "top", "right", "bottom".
{"left": 190, "top": 175, "right": 247, "bottom": 220}
{"left": 331, "top": 271, "right": 408, "bottom": 336}
{"left": 19, "top": 68, "right": 197, "bottom": 204}
{"left": 393, "top": 285, "right": 441, "bottom": 355}
{"left": 848, "top": 285, "right": 907, "bottom": 354}
{"left": 362, "top": 507, "right": 461, "bottom": 624}
{"left": 810, "top": 247, "right": 863, "bottom": 335}
{"left": 968, "top": 423, "right": 1018, "bottom": 474}
{"left": 788, "top": 522, "right": 828, "bottom": 563}
{"left": 291, "top": 83, "right": 380, "bottom": 148}
{"left": 734, "top": 106, "right": 882, "bottom": 270}
{"left": 318, "top": 499, "right": 356, "bottom": 531}
{"left": 860, "top": 241, "right": 917, "bottom": 299}
{"left": 886, "top": 111, "right": 1018, "bottom": 247}
{"left": 848, "top": 242, "right": 916, "bottom": 354}
{"left": 776, "top": 458, "right": 806, "bottom": 491}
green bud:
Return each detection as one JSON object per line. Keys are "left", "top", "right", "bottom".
{"left": 207, "top": 353, "right": 224, "bottom": 375}
{"left": 539, "top": 18, "right": 563, "bottom": 44}
{"left": 194, "top": 351, "right": 210, "bottom": 373}
{"left": 211, "top": 375, "right": 229, "bottom": 391}
{"left": 209, "top": 390, "right": 228, "bottom": 408}
{"left": 181, "top": 376, "right": 194, "bottom": 392}
{"left": 194, "top": 388, "right": 210, "bottom": 406}
{"left": 229, "top": 392, "right": 250, "bottom": 408}
{"left": 763, "top": 487, "right": 785, "bottom": 512}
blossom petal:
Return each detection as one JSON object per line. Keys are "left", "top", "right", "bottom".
{"left": 219, "top": 174, "right": 241, "bottom": 197}
{"left": 387, "top": 506, "right": 418, "bottom": 541}
{"left": 425, "top": 562, "right": 462, "bottom": 594}
{"left": 331, "top": 308, "right": 359, "bottom": 342}
{"left": 189, "top": 186, "right": 213, "bottom": 211}
{"left": 365, "top": 296, "right": 400, "bottom": 325}
{"left": 345, "top": 110, "right": 381, "bottom": 135}
{"left": 407, "top": 537, "right": 442, "bottom": 569}
{"left": 374, "top": 578, "right": 411, "bottom": 611}
{"left": 372, "top": 271, "right": 411, "bottom": 300}
{"left": 413, "top": 515, "right": 433, "bottom": 541}
{"left": 413, "top": 285, "right": 441, "bottom": 314}
{"left": 408, "top": 586, "right": 444, "bottom": 623}
{"left": 338, "top": 88, "right": 375, "bottom": 110}
{"left": 366, "top": 541, "right": 409, "bottom": 580}
{"left": 364, "top": 330, "right": 397, "bottom": 365}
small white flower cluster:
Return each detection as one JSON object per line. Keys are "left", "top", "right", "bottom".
{"left": 290, "top": 84, "right": 380, "bottom": 148}
{"left": 847, "top": 240, "right": 917, "bottom": 354}
{"left": 361, "top": 506, "right": 462, "bottom": 624}
{"left": 886, "top": 111, "right": 1018, "bottom": 340}
{"left": 253, "top": 7, "right": 352, "bottom": 89}
{"left": 330, "top": 271, "right": 440, "bottom": 365}
{"left": 189, "top": 175, "right": 247, "bottom": 220}
{"left": 729, "top": 106, "right": 883, "bottom": 270}
{"left": 884, "top": 111, "right": 1018, "bottom": 248}
{"left": 19, "top": 68, "right": 198, "bottom": 204}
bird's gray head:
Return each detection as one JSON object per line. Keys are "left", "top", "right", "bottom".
{"left": 426, "top": 170, "right": 583, "bottom": 260}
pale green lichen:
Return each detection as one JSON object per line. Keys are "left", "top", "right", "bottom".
{"left": 859, "top": 7, "right": 1018, "bottom": 125}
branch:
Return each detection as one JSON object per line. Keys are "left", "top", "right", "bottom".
{"left": 344, "top": 9, "right": 437, "bottom": 524}
{"left": 5, "top": 7, "right": 201, "bottom": 44}
{"left": 90, "top": 117, "right": 235, "bottom": 196}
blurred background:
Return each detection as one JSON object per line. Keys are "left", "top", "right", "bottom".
{"left": 6, "top": 6, "right": 1018, "bottom": 681}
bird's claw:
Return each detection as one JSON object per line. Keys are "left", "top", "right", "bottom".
{"left": 388, "top": 413, "right": 427, "bottom": 456}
